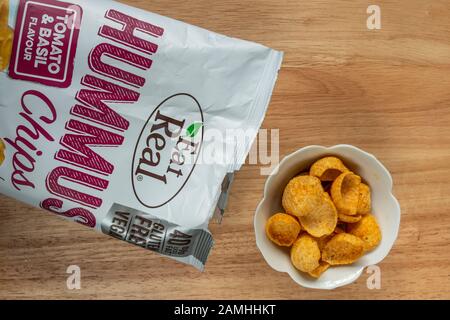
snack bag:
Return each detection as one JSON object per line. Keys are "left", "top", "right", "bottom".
{"left": 0, "top": 0, "right": 283, "bottom": 269}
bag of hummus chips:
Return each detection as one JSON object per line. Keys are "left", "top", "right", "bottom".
{"left": 0, "top": 0, "right": 283, "bottom": 270}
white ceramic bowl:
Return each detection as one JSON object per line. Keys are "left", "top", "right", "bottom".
{"left": 254, "top": 145, "right": 401, "bottom": 289}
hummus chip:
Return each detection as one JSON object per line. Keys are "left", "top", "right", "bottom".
{"left": 338, "top": 213, "right": 362, "bottom": 223}
{"left": 266, "top": 213, "right": 301, "bottom": 247}
{"left": 308, "top": 261, "right": 330, "bottom": 278}
{"left": 322, "top": 233, "right": 365, "bottom": 265}
{"left": 357, "top": 183, "right": 371, "bottom": 214}
{"left": 331, "top": 172, "right": 361, "bottom": 215}
{"left": 310, "top": 156, "right": 349, "bottom": 181}
{"left": 282, "top": 176, "right": 324, "bottom": 217}
{"left": 291, "top": 234, "right": 321, "bottom": 272}
{"left": 299, "top": 192, "right": 337, "bottom": 237}
{"left": 347, "top": 214, "right": 382, "bottom": 252}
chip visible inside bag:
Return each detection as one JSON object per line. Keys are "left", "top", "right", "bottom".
{"left": 0, "top": 0, "right": 12, "bottom": 71}
{"left": 0, "top": 0, "right": 8, "bottom": 26}
{"left": 310, "top": 156, "right": 349, "bottom": 181}
{"left": 0, "top": 28, "right": 12, "bottom": 70}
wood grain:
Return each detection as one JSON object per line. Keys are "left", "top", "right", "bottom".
{"left": 1, "top": 0, "right": 449, "bottom": 299}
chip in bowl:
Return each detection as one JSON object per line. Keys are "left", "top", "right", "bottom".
{"left": 338, "top": 213, "right": 362, "bottom": 223}
{"left": 264, "top": 155, "right": 383, "bottom": 279}
{"left": 298, "top": 192, "right": 337, "bottom": 237}
{"left": 282, "top": 175, "right": 324, "bottom": 217}
{"left": 357, "top": 183, "right": 372, "bottom": 214}
{"left": 308, "top": 261, "right": 330, "bottom": 278}
{"left": 265, "top": 213, "right": 301, "bottom": 247}
{"left": 310, "top": 156, "right": 349, "bottom": 181}
{"left": 290, "top": 234, "right": 321, "bottom": 273}
{"left": 347, "top": 214, "right": 382, "bottom": 252}
{"left": 331, "top": 172, "right": 361, "bottom": 216}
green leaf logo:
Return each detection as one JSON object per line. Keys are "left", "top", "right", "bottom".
{"left": 186, "top": 122, "right": 203, "bottom": 138}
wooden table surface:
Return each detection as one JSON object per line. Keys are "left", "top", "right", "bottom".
{"left": 1, "top": 0, "right": 449, "bottom": 299}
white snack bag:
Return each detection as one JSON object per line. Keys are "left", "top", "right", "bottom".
{"left": 0, "top": 0, "right": 282, "bottom": 269}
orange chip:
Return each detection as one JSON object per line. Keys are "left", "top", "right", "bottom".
{"left": 265, "top": 213, "right": 301, "bottom": 247}
{"left": 331, "top": 172, "right": 361, "bottom": 216}
{"left": 282, "top": 176, "right": 324, "bottom": 217}
{"left": 0, "top": 0, "right": 12, "bottom": 71}
{"left": 290, "top": 234, "right": 321, "bottom": 272}
{"left": 315, "top": 234, "right": 333, "bottom": 252}
{"left": 308, "top": 261, "right": 330, "bottom": 278}
{"left": 322, "top": 233, "right": 365, "bottom": 265}
{"left": 338, "top": 213, "right": 362, "bottom": 223}
{"left": 357, "top": 183, "right": 371, "bottom": 215}
{"left": 347, "top": 214, "right": 381, "bottom": 252}
{"left": 0, "top": 0, "right": 9, "bottom": 28}
{"left": 0, "top": 29, "right": 12, "bottom": 71}
{"left": 298, "top": 192, "right": 337, "bottom": 237}
{"left": 310, "top": 156, "right": 350, "bottom": 181}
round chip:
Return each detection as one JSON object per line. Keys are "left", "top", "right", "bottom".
{"left": 310, "top": 156, "right": 350, "bottom": 181}
{"left": 315, "top": 234, "right": 333, "bottom": 252}
{"left": 290, "top": 234, "right": 321, "bottom": 272}
{"left": 322, "top": 233, "right": 365, "bottom": 265}
{"left": 347, "top": 214, "right": 382, "bottom": 252}
{"left": 299, "top": 193, "right": 337, "bottom": 237}
{"left": 265, "top": 213, "right": 301, "bottom": 247}
{"left": 282, "top": 176, "right": 324, "bottom": 217}
{"left": 0, "top": 27, "right": 13, "bottom": 71}
{"left": 357, "top": 183, "right": 371, "bottom": 214}
{"left": 331, "top": 172, "right": 361, "bottom": 216}
{"left": 308, "top": 261, "right": 330, "bottom": 278}
{"left": 338, "top": 213, "right": 362, "bottom": 223}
